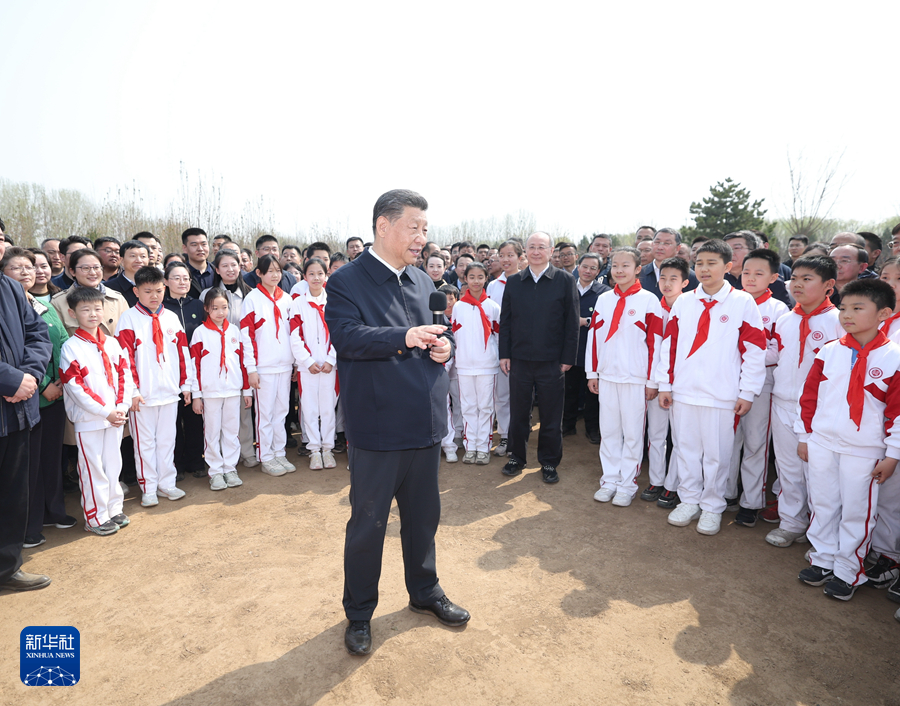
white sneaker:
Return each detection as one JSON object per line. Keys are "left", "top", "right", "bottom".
{"left": 322, "top": 450, "right": 336, "bottom": 469}
{"left": 309, "top": 452, "right": 324, "bottom": 471}
{"left": 493, "top": 438, "right": 508, "bottom": 456}
{"left": 224, "top": 471, "right": 243, "bottom": 487}
{"left": 611, "top": 491, "right": 633, "bottom": 507}
{"left": 475, "top": 451, "right": 490, "bottom": 465}
{"left": 444, "top": 448, "right": 458, "bottom": 463}
{"left": 463, "top": 451, "right": 476, "bottom": 464}
{"left": 765, "top": 527, "right": 808, "bottom": 547}
{"left": 593, "top": 487, "right": 616, "bottom": 503}
{"left": 697, "top": 510, "right": 722, "bottom": 535}
{"left": 209, "top": 474, "right": 227, "bottom": 491}
{"left": 141, "top": 493, "right": 159, "bottom": 507}
{"left": 157, "top": 486, "right": 186, "bottom": 501}
{"left": 276, "top": 456, "right": 297, "bottom": 473}
{"left": 242, "top": 456, "right": 260, "bottom": 469}
{"left": 668, "top": 502, "right": 702, "bottom": 527}
{"left": 261, "top": 459, "right": 287, "bottom": 476}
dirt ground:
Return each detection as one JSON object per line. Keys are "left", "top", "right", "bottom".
{"left": 2, "top": 414, "right": 900, "bottom": 706}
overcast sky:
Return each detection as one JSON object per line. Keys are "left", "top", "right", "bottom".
{"left": 1, "top": 0, "right": 898, "bottom": 238}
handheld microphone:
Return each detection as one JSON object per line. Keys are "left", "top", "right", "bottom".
{"left": 429, "top": 291, "right": 448, "bottom": 327}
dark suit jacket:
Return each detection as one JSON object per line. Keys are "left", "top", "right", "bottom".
{"left": 325, "top": 250, "right": 453, "bottom": 452}
{"left": 639, "top": 262, "right": 699, "bottom": 300}
{"left": 499, "top": 265, "right": 579, "bottom": 365}
{"left": 105, "top": 272, "right": 138, "bottom": 307}
{"left": 577, "top": 280, "right": 611, "bottom": 365}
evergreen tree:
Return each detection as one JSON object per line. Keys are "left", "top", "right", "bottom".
{"left": 687, "top": 178, "right": 767, "bottom": 240}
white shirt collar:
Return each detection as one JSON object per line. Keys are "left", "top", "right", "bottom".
{"left": 695, "top": 280, "right": 732, "bottom": 302}
{"left": 652, "top": 260, "right": 662, "bottom": 282}
{"left": 369, "top": 248, "right": 406, "bottom": 280}
{"left": 577, "top": 280, "right": 593, "bottom": 295}
{"left": 529, "top": 264, "right": 550, "bottom": 282}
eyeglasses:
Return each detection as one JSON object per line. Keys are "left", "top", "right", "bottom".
{"left": 167, "top": 276, "right": 191, "bottom": 284}
{"left": 98, "top": 248, "right": 120, "bottom": 255}
{"left": 76, "top": 265, "right": 103, "bottom": 273}
{"left": 6, "top": 265, "right": 35, "bottom": 274}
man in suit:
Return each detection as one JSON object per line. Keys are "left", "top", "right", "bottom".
{"left": 326, "top": 189, "right": 470, "bottom": 657}
{"left": 639, "top": 227, "right": 699, "bottom": 299}
{"left": 499, "top": 231, "right": 579, "bottom": 484}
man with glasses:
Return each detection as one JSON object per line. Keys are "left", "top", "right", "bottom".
{"left": 94, "top": 237, "right": 121, "bottom": 281}
{"left": 829, "top": 244, "right": 870, "bottom": 306}
{"left": 41, "top": 238, "right": 65, "bottom": 276}
{"left": 557, "top": 242, "right": 577, "bottom": 274}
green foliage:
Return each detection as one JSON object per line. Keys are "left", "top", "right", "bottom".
{"left": 688, "top": 178, "right": 767, "bottom": 240}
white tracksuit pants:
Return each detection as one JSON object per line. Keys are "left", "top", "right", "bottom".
{"left": 872, "top": 472, "right": 900, "bottom": 562}
{"left": 806, "top": 438, "right": 880, "bottom": 585}
{"left": 299, "top": 368, "right": 336, "bottom": 452}
{"left": 494, "top": 370, "right": 510, "bottom": 438}
{"left": 647, "top": 400, "right": 678, "bottom": 488}
{"left": 203, "top": 396, "right": 241, "bottom": 476}
{"left": 771, "top": 405, "right": 809, "bottom": 533}
{"left": 442, "top": 395, "right": 457, "bottom": 452}
{"left": 130, "top": 401, "right": 179, "bottom": 495}
{"left": 255, "top": 371, "right": 291, "bottom": 462}
{"left": 727, "top": 390, "right": 773, "bottom": 510}
{"left": 239, "top": 403, "right": 255, "bottom": 462}
{"left": 459, "top": 374, "right": 495, "bottom": 453}
{"left": 597, "top": 380, "right": 646, "bottom": 497}
{"left": 76, "top": 426, "right": 125, "bottom": 527}
{"left": 671, "top": 402, "right": 735, "bottom": 513}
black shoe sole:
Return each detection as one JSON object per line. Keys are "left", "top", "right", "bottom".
{"left": 408, "top": 603, "right": 470, "bottom": 627}
{"left": 501, "top": 466, "right": 523, "bottom": 477}
{"left": 823, "top": 584, "right": 858, "bottom": 601}
{"left": 542, "top": 474, "right": 559, "bottom": 484}
{"left": 657, "top": 495, "right": 679, "bottom": 509}
{"left": 345, "top": 640, "right": 372, "bottom": 656}
{"left": 1, "top": 578, "right": 52, "bottom": 592}
{"left": 799, "top": 573, "right": 834, "bottom": 587}
{"left": 735, "top": 518, "right": 757, "bottom": 528}
{"left": 640, "top": 490, "right": 663, "bottom": 502}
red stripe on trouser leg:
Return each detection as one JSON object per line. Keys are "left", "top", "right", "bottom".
{"left": 77, "top": 433, "right": 99, "bottom": 526}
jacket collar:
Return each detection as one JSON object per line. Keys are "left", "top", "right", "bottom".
{"left": 358, "top": 249, "right": 413, "bottom": 285}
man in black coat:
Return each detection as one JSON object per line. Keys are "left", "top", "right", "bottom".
{"left": 639, "top": 227, "right": 699, "bottom": 299}
{"left": 326, "top": 190, "right": 470, "bottom": 657}
{"left": 499, "top": 231, "right": 579, "bottom": 483}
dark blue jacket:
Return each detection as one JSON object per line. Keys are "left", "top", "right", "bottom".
{"left": 105, "top": 272, "right": 138, "bottom": 307}
{"left": 0, "top": 276, "right": 52, "bottom": 436}
{"left": 164, "top": 295, "right": 206, "bottom": 342}
{"left": 577, "top": 280, "right": 611, "bottom": 365}
{"left": 325, "top": 250, "right": 453, "bottom": 452}
{"left": 639, "top": 262, "right": 699, "bottom": 299}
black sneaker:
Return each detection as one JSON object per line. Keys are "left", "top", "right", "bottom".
{"left": 657, "top": 490, "right": 679, "bottom": 509}
{"left": 541, "top": 465, "right": 559, "bottom": 484}
{"left": 640, "top": 484, "right": 663, "bottom": 502}
{"left": 887, "top": 575, "right": 900, "bottom": 604}
{"left": 585, "top": 429, "right": 600, "bottom": 445}
{"left": 285, "top": 436, "right": 298, "bottom": 448}
{"left": 44, "top": 515, "right": 77, "bottom": 529}
{"left": 799, "top": 565, "right": 834, "bottom": 586}
{"left": 192, "top": 467, "right": 207, "bottom": 478}
{"left": 824, "top": 577, "right": 858, "bottom": 601}
{"left": 175, "top": 469, "right": 186, "bottom": 481}
{"left": 725, "top": 497, "right": 739, "bottom": 512}
{"left": 297, "top": 444, "right": 312, "bottom": 457}
{"left": 561, "top": 428, "right": 576, "bottom": 437}
{"left": 735, "top": 506, "right": 758, "bottom": 527}
{"left": 333, "top": 433, "right": 347, "bottom": 453}
{"left": 23, "top": 535, "right": 46, "bottom": 548}
{"left": 502, "top": 458, "right": 524, "bottom": 476}
{"left": 865, "top": 554, "right": 900, "bottom": 588}
{"left": 111, "top": 514, "right": 130, "bottom": 528}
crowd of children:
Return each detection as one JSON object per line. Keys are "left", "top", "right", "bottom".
{"left": 4, "top": 223, "right": 900, "bottom": 624}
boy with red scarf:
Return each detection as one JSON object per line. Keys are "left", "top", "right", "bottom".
{"left": 586, "top": 247, "right": 663, "bottom": 506}
{"left": 795, "top": 278, "right": 900, "bottom": 600}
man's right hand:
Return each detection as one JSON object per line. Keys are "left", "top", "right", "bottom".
{"left": 5, "top": 373, "right": 38, "bottom": 403}
{"left": 405, "top": 325, "right": 447, "bottom": 350}
{"left": 500, "top": 358, "right": 511, "bottom": 375}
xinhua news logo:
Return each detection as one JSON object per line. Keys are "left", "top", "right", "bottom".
{"left": 20, "top": 626, "right": 80, "bottom": 686}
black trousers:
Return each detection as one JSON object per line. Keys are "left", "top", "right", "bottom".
{"left": 563, "top": 365, "right": 598, "bottom": 435}
{"left": 174, "top": 394, "right": 205, "bottom": 473}
{"left": 27, "top": 401, "right": 68, "bottom": 537}
{"left": 0, "top": 428, "right": 30, "bottom": 583}
{"left": 509, "top": 358, "right": 565, "bottom": 467}
{"left": 343, "top": 443, "right": 443, "bottom": 620}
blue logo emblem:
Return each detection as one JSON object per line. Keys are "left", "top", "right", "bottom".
{"left": 20, "top": 627, "right": 80, "bottom": 686}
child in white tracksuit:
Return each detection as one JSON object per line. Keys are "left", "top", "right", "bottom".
{"left": 190, "top": 290, "right": 252, "bottom": 490}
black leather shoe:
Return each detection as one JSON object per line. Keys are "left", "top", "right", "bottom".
{"left": 285, "top": 436, "right": 298, "bottom": 449}
{"left": 409, "top": 595, "right": 470, "bottom": 626}
{"left": 585, "top": 429, "right": 601, "bottom": 445}
{"left": 1, "top": 570, "right": 51, "bottom": 592}
{"left": 344, "top": 620, "right": 372, "bottom": 655}
{"left": 561, "top": 427, "right": 576, "bottom": 437}
{"left": 541, "top": 465, "right": 559, "bottom": 484}
{"left": 502, "top": 457, "right": 524, "bottom": 476}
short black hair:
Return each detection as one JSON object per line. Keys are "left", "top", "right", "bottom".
{"left": 457, "top": 241, "right": 475, "bottom": 251}
{"left": 858, "top": 231, "right": 883, "bottom": 253}
{"left": 255, "top": 254, "right": 281, "bottom": 275}
{"left": 134, "top": 265, "right": 165, "bottom": 287}
{"left": 93, "top": 236, "right": 120, "bottom": 249}
{"left": 477, "top": 243, "right": 491, "bottom": 251}
{"left": 255, "top": 234, "right": 278, "bottom": 250}
{"left": 659, "top": 256, "right": 690, "bottom": 280}
{"left": 437, "top": 283, "right": 459, "bottom": 299}
{"left": 577, "top": 252, "right": 602, "bottom": 268}
{"left": 164, "top": 260, "right": 190, "bottom": 279}
{"left": 306, "top": 242, "right": 331, "bottom": 259}
{"left": 791, "top": 255, "right": 837, "bottom": 282}
{"left": 120, "top": 240, "right": 150, "bottom": 258}
{"left": 68, "top": 248, "right": 102, "bottom": 271}
{"left": 372, "top": 189, "right": 428, "bottom": 236}
{"left": 752, "top": 230, "right": 769, "bottom": 244}
{"left": 203, "top": 288, "right": 229, "bottom": 310}
{"left": 456, "top": 253, "right": 475, "bottom": 266}
{"left": 303, "top": 257, "right": 328, "bottom": 276}
{"left": 636, "top": 225, "right": 656, "bottom": 234}
{"left": 556, "top": 242, "right": 577, "bottom": 252}
{"left": 346, "top": 236, "right": 364, "bottom": 248}
{"left": 691, "top": 235, "right": 710, "bottom": 246}
{"left": 743, "top": 248, "right": 780, "bottom": 274}
{"left": 181, "top": 228, "right": 207, "bottom": 245}
{"left": 696, "top": 238, "right": 733, "bottom": 264}
{"left": 840, "top": 278, "right": 896, "bottom": 312}
{"left": 212, "top": 234, "right": 232, "bottom": 243}
{"left": 135, "top": 232, "right": 161, "bottom": 244}
{"left": 281, "top": 244, "right": 302, "bottom": 257}
{"left": 330, "top": 252, "right": 346, "bottom": 265}
{"left": 464, "top": 261, "right": 488, "bottom": 278}
{"left": 789, "top": 234, "right": 809, "bottom": 245}
{"left": 0, "top": 217, "right": 5, "bottom": 233}
{"left": 591, "top": 233, "right": 611, "bottom": 244}
{"left": 41, "top": 238, "right": 60, "bottom": 247}
{"left": 498, "top": 239, "right": 524, "bottom": 256}
{"left": 60, "top": 235, "right": 92, "bottom": 256}
{"left": 66, "top": 285, "right": 106, "bottom": 310}
{"left": 892, "top": 223, "right": 900, "bottom": 237}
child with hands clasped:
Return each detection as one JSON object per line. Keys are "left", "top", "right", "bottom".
{"left": 451, "top": 262, "right": 501, "bottom": 464}
{"left": 439, "top": 285, "right": 463, "bottom": 462}
{"left": 290, "top": 258, "right": 338, "bottom": 471}
{"left": 60, "top": 287, "right": 135, "bottom": 536}
{"left": 190, "top": 290, "right": 252, "bottom": 490}
{"left": 115, "top": 266, "right": 194, "bottom": 508}
{"left": 796, "top": 279, "right": 900, "bottom": 601}
{"left": 586, "top": 247, "right": 663, "bottom": 506}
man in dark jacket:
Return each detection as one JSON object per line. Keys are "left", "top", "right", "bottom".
{"left": 639, "top": 228, "right": 699, "bottom": 299}
{"left": 326, "top": 190, "right": 469, "bottom": 657}
{"left": 0, "top": 229, "right": 54, "bottom": 592}
{"left": 499, "top": 231, "right": 580, "bottom": 483}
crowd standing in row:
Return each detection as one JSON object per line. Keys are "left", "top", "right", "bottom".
{"left": 2, "top": 216, "right": 900, "bottom": 627}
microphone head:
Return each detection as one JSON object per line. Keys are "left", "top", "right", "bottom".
{"left": 429, "top": 291, "right": 448, "bottom": 313}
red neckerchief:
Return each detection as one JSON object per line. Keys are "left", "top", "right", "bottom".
{"left": 256, "top": 284, "right": 285, "bottom": 340}
{"left": 460, "top": 288, "right": 493, "bottom": 348}
{"left": 203, "top": 318, "right": 229, "bottom": 374}
{"left": 135, "top": 302, "right": 165, "bottom": 362}
{"left": 605, "top": 281, "right": 642, "bottom": 342}
{"left": 793, "top": 299, "right": 835, "bottom": 365}
{"left": 307, "top": 297, "right": 330, "bottom": 348}
{"left": 841, "top": 331, "right": 889, "bottom": 430}
{"left": 687, "top": 298, "right": 718, "bottom": 358}
{"left": 661, "top": 297, "right": 672, "bottom": 313}
{"left": 881, "top": 311, "right": 900, "bottom": 335}
{"left": 75, "top": 328, "right": 114, "bottom": 387}
{"left": 754, "top": 289, "right": 772, "bottom": 305}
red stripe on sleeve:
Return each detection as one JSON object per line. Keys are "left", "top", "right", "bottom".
{"left": 799, "top": 357, "right": 826, "bottom": 434}
{"left": 738, "top": 321, "right": 766, "bottom": 355}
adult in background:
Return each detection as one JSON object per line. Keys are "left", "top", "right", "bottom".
{"left": 211, "top": 234, "right": 232, "bottom": 256}
{"left": 326, "top": 189, "right": 469, "bottom": 657}
{"left": 243, "top": 235, "right": 297, "bottom": 291}
{"left": 182, "top": 228, "right": 215, "bottom": 298}
{"left": 588, "top": 233, "right": 612, "bottom": 281}
{"left": 94, "top": 237, "right": 121, "bottom": 281}
{"left": 134, "top": 232, "right": 163, "bottom": 268}
{"left": 858, "top": 232, "right": 883, "bottom": 275}
{"left": 723, "top": 231, "right": 793, "bottom": 307}
{"left": 41, "top": 238, "right": 64, "bottom": 277}
{"left": 105, "top": 240, "right": 150, "bottom": 307}
{"left": 891, "top": 224, "right": 900, "bottom": 258}
{"left": 634, "top": 225, "right": 656, "bottom": 244}
{"left": 557, "top": 242, "right": 577, "bottom": 274}
{"left": 829, "top": 244, "right": 869, "bottom": 306}
{"left": 346, "top": 236, "right": 365, "bottom": 261}
{"left": 499, "top": 231, "right": 579, "bottom": 484}
{"left": 51, "top": 235, "right": 91, "bottom": 289}
{"left": 0, "top": 227, "right": 54, "bottom": 592}
{"left": 639, "top": 227, "right": 698, "bottom": 299}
